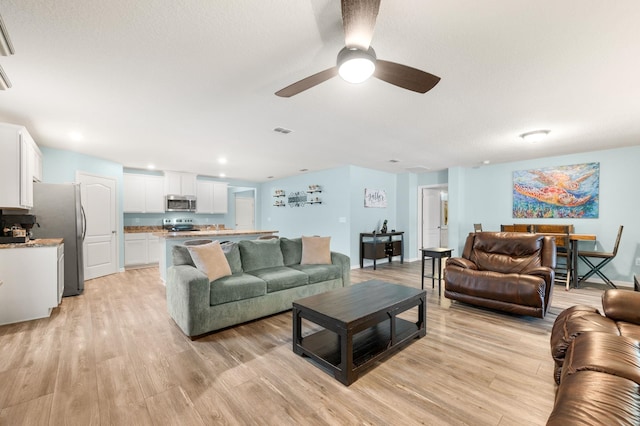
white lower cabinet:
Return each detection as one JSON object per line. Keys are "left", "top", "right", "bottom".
{"left": 125, "top": 233, "right": 160, "bottom": 267}
{"left": 0, "top": 243, "right": 63, "bottom": 325}
{"left": 147, "top": 234, "right": 160, "bottom": 264}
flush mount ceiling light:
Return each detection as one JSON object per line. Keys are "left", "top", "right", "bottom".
{"left": 520, "top": 130, "right": 550, "bottom": 143}
{"left": 337, "top": 47, "right": 376, "bottom": 84}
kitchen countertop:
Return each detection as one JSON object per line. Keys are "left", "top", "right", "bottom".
{"left": 152, "top": 229, "right": 278, "bottom": 239}
{"left": 125, "top": 226, "right": 229, "bottom": 234}
{"left": 0, "top": 238, "right": 63, "bottom": 249}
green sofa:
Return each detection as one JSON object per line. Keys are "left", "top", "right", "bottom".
{"left": 166, "top": 238, "right": 351, "bottom": 338}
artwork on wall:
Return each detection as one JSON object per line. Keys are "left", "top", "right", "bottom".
{"left": 287, "top": 191, "right": 308, "bottom": 208}
{"left": 512, "top": 162, "right": 599, "bottom": 218}
{"left": 364, "top": 188, "right": 387, "bottom": 208}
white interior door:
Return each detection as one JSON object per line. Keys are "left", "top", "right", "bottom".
{"left": 78, "top": 173, "right": 117, "bottom": 279}
{"left": 422, "top": 188, "right": 442, "bottom": 248}
{"left": 235, "top": 197, "right": 254, "bottom": 230}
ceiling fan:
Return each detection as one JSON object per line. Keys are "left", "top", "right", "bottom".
{"left": 275, "top": 0, "right": 440, "bottom": 98}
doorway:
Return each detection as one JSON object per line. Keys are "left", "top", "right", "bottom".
{"left": 419, "top": 186, "right": 448, "bottom": 250}
{"left": 77, "top": 172, "right": 118, "bottom": 280}
{"left": 235, "top": 195, "right": 255, "bottom": 230}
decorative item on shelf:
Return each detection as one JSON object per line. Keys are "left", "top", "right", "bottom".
{"left": 273, "top": 189, "right": 285, "bottom": 197}
{"left": 380, "top": 219, "right": 388, "bottom": 234}
{"left": 273, "top": 200, "right": 286, "bottom": 207}
{"left": 307, "top": 184, "right": 322, "bottom": 193}
{"left": 307, "top": 196, "right": 322, "bottom": 205}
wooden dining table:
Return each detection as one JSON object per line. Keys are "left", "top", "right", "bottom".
{"left": 536, "top": 232, "right": 596, "bottom": 290}
{"left": 569, "top": 233, "right": 596, "bottom": 289}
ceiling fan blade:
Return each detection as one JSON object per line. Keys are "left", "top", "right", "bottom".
{"left": 374, "top": 60, "right": 441, "bottom": 93}
{"left": 275, "top": 67, "right": 338, "bottom": 97}
{"left": 341, "top": 0, "right": 381, "bottom": 51}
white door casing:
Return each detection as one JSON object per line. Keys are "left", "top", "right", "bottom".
{"left": 235, "top": 196, "right": 254, "bottom": 230}
{"left": 78, "top": 172, "right": 117, "bottom": 279}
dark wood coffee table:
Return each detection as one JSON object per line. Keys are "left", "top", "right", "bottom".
{"left": 292, "top": 280, "right": 426, "bottom": 385}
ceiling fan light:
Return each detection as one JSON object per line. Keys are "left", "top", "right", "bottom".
{"left": 337, "top": 47, "right": 376, "bottom": 84}
{"left": 520, "top": 130, "right": 550, "bottom": 143}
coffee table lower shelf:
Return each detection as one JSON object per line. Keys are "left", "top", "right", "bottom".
{"left": 295, "top": 318, "right": 421, "bottom": 384}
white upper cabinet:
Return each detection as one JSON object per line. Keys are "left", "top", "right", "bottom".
{"left": 164, "top": 171, "right": 196, "bottom": 197}
{"left": 123, "top": 173, "right": 165, "bottom": 213}
{"left": 0, "top": 123, "right": 41, "bottom": 209}
{"left": 212, "top": 182, "right": 228, "bottom": 213}
{"left": 144, "top": 176, "right": 165, "bottom": 213}
{"left": 196, "top": 181, "right": 228, "bottom": 214}
{"left": 195, "top": 181, "right": 214, "bottom": 214}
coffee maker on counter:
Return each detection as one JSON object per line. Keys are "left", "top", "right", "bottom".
{"left": 0, "top": 212, "right": 38, "bottom": 243}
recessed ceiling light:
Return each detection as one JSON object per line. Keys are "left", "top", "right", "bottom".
{"left": 147, "top": 164, "right": 155, "bottom": 170}
{"left": 69, "top": 131, "right": 83, "bottom": 141}
{"left": 218, "top": 157, "right": 227, "bottom": 164}
{"left": 482, "top": 160, "right": 491, "bottom": 165}
{"left": 219, "top": 173, "right": 226, "bottom": 178}
{"left": 520, "top": 130, "right": 550, "bottom": 143}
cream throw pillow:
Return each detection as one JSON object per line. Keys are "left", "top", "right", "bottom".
{"left": 186, "top": 241, "right": 232, "bottom": 282}
{"left": 301, "top": 236, "right": 331, "bottom": 265}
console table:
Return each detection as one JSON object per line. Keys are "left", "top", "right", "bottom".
{"left": 359, "top": 231, "right": 404, "bottom": 270}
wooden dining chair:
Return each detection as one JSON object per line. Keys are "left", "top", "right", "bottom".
{"left": 473, "top": 223, "right": 483, "bottom": 232}
{"left": 577, "top": 226, "right": 624, "bottom": 288}
{"left": 534, "top": 225, "right": 573, "bottom": 290}
{"left": 501, "top": 224, "right": 532, "bottom": 232}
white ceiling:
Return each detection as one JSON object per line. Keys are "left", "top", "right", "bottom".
{"left": 1, "top": 0, "right": 639, "bottom": 182}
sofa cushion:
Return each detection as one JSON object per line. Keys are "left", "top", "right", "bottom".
{"left": 547, "top": 370, "right": 640, "bottom": 426}
{"left": 173, "top": 244, "right": 196, "bottom": 267}
{"left": 301, "top": 236, "right": 331, "bottom": 265}
{"left": 239, "top": 239, "right": 285, "bottom": 272}
{"left": 471, "top": 233, "right": 543, "bottom": 274}
{"left": 280, "top": 237, "right": 303, "bottom": 266}
{"left": 220, "top": 242, "right": 243, "bottom": 274}
{"left": 187, "top": 241, "right": 232, "bottom": 282}
{"left": 292, "top": 264, "right": 342, "bottom": 284}
{"left": 445, "top": 267, "right": 546, "bottom": 307}
{"left": 210, "top": 273, "right": 267, "bottom": 305}
{"left": 247, "top": 266, "right": 309, "bottom": 292}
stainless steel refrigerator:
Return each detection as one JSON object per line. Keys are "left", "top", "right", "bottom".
{"left": 31, "top": 183, "right": 85, "bottom": 296}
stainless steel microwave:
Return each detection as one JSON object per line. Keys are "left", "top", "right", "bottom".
{"left": 165, "top": 195, "right": 197, "bottom": 212}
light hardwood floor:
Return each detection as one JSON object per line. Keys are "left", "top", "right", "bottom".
{"left": 0, "top": 260, "right": 606, "bottom": 425}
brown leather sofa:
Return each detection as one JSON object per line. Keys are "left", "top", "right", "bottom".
{"left": 548, "top": 289, "right": 640, "bottom": 425}
{"left": 444, "top": 232, "right": 556, "bottom": 318}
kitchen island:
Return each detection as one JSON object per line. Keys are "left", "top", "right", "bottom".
{"left": 154, "top": 229, "right": 278, "bottom": 282}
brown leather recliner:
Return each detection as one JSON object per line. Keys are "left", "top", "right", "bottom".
{"left": 444, "top": 232, "right": 556, "bottom": 318}
{"left": 547, "top": 290, "right": 640, "bottom": 425}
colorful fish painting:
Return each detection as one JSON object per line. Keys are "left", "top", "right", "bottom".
{"left": 512, "top": 163, "right": 599, "bottom": 218}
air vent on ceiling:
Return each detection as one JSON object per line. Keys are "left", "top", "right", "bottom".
{"left": 273, "top": 127, "right": 293, "bottom": 134}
